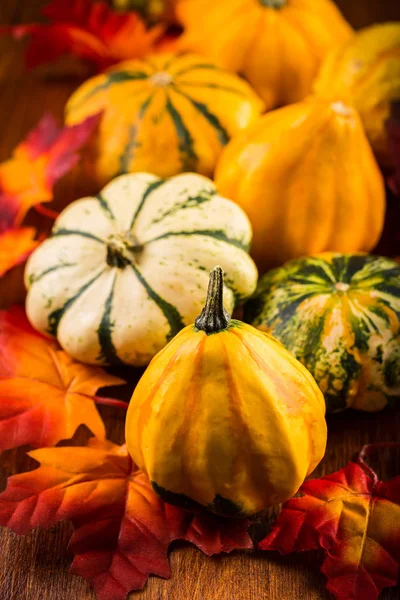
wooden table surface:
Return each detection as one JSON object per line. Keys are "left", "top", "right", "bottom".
{"left": 0, "top": 1, "right": 400, "bottom": 599}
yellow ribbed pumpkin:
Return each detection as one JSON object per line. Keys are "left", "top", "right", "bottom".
{"left": 125, "top": 266, "right": 327, "bottom": 517}
{"left": 215, "top": 98, "right": 385, "bottom": 273}
{"left": 65, "top": 53, "right": 264, "bottom": 185}
{"left": 176, "top": 0, "right": 353, "bottom": 108}
{"left": 313, "top": 23, "right": 400, "bottom": 167}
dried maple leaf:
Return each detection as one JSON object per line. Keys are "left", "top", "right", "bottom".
{"left": 0, "top": 112, "right": 99, "bottom": 231}
{"left": 0, "top": 307, "right": 125, "bottom": 449}
{"left": 0, "top": 438, "right": 252, "bottom": 600}
{"left": 1, "top": 0, "right": 165, "bottom": 72}
{"left": 260, "top": 445, "right": 400, "bottom": 600}
{"left": 0, "top": 228, "right": 39, "bottom": 278}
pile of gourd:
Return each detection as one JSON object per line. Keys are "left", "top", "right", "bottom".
{"left": 24, "top": 0, "right": 400, "bottom": 517}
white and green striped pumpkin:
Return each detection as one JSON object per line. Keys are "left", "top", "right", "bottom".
{"left": 245, "top": 253, "right": 400, "bottom": 413}
{"left": 25, "top": 172, "right": 258, "bottom": 366}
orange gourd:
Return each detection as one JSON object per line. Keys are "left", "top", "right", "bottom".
{"left": 215, "top": 98, "right": 385, "bottom": 273}
{"left": 65, "top": 53, "right": 264, "bottom": 184}
{"left": 176, "top": 0, "right": 353, "bottom": 108}
{"left": 125, "top": 266, "right": 327, "bottom": 516}
{"left": 314, "top": 22, "right": 400, "bottom": 167}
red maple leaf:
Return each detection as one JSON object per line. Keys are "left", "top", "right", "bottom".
{"left": 260, "top": 444, "right": 400, "bottom": 600}
{"left": 0, "top": 307, "right": 126, "bottom": 449}
{"left": 1, "top": 0, "right": 165, "bottom": 72}
{"left": 0, "top": 228, "right": 39, "bottom": 278}
{"left": 0, "top": 112, "right": 99, "bottom": 232}
{"left": 0, "top": 438, "right": 252, "bottom": 600}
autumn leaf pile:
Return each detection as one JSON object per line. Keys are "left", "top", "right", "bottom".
{"left": 0, "top": 113, "right": 98, "bottom": 277}
{"left": 0, "top": 1, "right": 399, "bottom": 600}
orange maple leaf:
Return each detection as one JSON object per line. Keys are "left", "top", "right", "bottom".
{"left": 0, "top": 112, "right": 99, "bottom": 231}
{"left": 0, "top": 0, "right": 166, "bottom": 72}
{"left": 0, "top": 438, "right": 252, "bottom": 600}
{"left": 260, "top": 445, "right": 400, "bottom": 600}
{"left": 0, "top": 307, "right": 125, "bottom": 449}
{"left": 0, "top": 228, "right": 39, "bottom": 277}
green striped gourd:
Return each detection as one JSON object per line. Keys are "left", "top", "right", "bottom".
{"left": 24, "top": 172, "right": 258, "bottom": 366}
{"left": 245, "top": 253, "right": 400, "bottom": 412}
{"left": 65, "top": 53, "right": 264, "bottom": 185}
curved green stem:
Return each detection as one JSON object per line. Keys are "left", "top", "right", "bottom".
{"left": 195, "top": 266, "right": 231, "bottom": 334}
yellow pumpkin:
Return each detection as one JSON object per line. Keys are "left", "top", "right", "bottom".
{"left": 313, "top": 22, "right": 400, "bottom": 167}
{"left": 215, "top": 98, "right": 385, "bottom": 273}
{"left": 125, "top": 266, "right": 327, "bottom": 517}
{"left": 65, "top": 53, "right": 264, "bottom": 185}
{"left": 176, "top": 0, "right": 353, "bottom": 108}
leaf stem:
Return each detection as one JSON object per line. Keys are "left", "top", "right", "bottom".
{"left": 357, "top": 442, "right": 400, "bottom": 485}
{"left": 34, "top": 204, "right": 60, "bottom": 220}
{"left": 94, "top": 396, "right": 129, "bottom": 410}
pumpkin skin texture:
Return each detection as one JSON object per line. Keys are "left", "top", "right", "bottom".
{"left": 313, "top": 23, "right": 400, "bottom": 168}
{"left": 245, "top": 253, "right": 400, "bottom": 413}
{"left": 24, "top": 173, "right": 258, "bottom": 367}
{"left": 176, "top": 0, "right": 353, "bottom": 108}
{"left": 65, "top": 53, "right": 264, "bottom": 185}
{"left": 215, "top": 99, "right": 385, "bottom": 273}
{"left": 125, "top": 267, "right": 327, "bottom": 517}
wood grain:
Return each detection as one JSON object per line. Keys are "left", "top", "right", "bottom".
{"left": 0, "top": 1, "right": 400, "bottom": 599}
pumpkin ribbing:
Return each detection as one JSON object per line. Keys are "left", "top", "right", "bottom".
{"left": 215, "top": 98, "right": 385, "bottom": 272}
{"left": 177, "top": 0, "right": 353, "bottom": 107}
{"left": 125, "top": 267, "right": 327, "bottom": 516}
{"left": 245, "top": 253, "right": 400, "bottom": 413}
{"left": 25, "top": 172, "right": 258, "bottom": 366}
{"left": 313, "top": 22, "right": 400, "bottom": 166}
{"left": 65, "top": 54, "right": 264, "bottom": 183}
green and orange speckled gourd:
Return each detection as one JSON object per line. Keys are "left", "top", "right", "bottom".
{"left": 125, "top": 267, "right": 327, "bottom": 517}
{"left": 245, "top": 253, "right": 400, "bottom": 413}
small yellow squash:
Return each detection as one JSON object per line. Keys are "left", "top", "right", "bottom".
{"left": 125, "top": 267, "right": 327, "bottom": 517}
{"left": 314, "top": 22, "right": 400, "bottom": 167}
{"left": 215, "top": 98, "right": 385, "bottom": 273}
{"left": 176, "top": 0, "right": 353, "bottom": 108}
{"left": 65, "top": 53, "right": 264, "bottom": 185}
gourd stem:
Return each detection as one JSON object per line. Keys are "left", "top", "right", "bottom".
{"left": 195, "top": 266, "right": 231, "bottom": 333}
{"left": 259, "top": 0, "right": 286, "bottom": 8}
{"left": 106, "top": 232, "right": 143, "bottom": 268}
